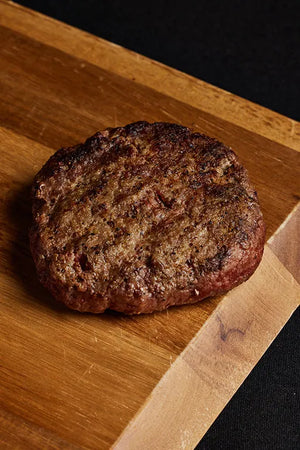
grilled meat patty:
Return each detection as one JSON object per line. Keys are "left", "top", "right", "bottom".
{"left": 30, "top": 121, "right": 265, "bottom": 314}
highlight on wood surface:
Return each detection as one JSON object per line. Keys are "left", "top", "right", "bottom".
{"left": 0, "top": 1, "right": 299, "bottom": 448}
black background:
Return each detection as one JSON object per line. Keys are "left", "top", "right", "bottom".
{"left": 14, "top": 1, "right": 300, "bottom": 448}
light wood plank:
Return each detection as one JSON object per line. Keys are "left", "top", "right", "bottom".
{"left": 115, "top": 246, "right": 299, "bottom": 449}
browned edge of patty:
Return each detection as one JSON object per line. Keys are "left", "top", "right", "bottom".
{"left": 29, "top": 121, "right": 266, "bottom": 314}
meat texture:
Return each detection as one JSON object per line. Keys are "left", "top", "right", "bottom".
{"left": 30, "top": 121, "right": 265, "bottom": 314}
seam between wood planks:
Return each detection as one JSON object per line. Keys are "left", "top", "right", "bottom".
{"left": 0, "top": 0, "right": 299, "bottom": 152}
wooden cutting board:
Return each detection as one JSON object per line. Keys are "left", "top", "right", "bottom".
{"left": 0, "top": 1, "right": 299, "bottom": 448}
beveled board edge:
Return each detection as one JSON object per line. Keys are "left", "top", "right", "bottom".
{"left": 114, "top": 244, "right": 299, "bottom": 449}
{"left": 0, "top": 0, "right": 299, "bottom": 152}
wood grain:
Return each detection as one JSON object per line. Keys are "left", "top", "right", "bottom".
{"left": 0, "top": 1, "right": 299, "bottom": 448}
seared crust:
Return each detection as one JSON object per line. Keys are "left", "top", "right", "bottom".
{"left": 30, "top": 122, "right": 265, "bottom": 314}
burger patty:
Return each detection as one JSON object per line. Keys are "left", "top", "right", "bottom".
{"left": 29, "top": 121, "right": 265, "bottom": 314}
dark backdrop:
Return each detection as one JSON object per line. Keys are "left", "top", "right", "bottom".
{"left": 14, "top": 1, "right": 300, "bottom": 448}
